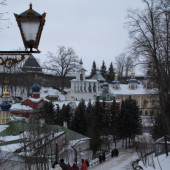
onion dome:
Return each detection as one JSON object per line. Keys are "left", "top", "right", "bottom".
{"left": 79, "top": 58, "right": 83, "bottom": 65}
{"left": 128, "top": 72, "right": 139, "bottom": 83}
{"left": 0, "top": 101, "right": 11, "bottom": 111}
{"left": 2, "top": 90, "right": 9, "bottom": 98}
{"left": 103, "top": 82, "right": 109, "bottom": 87}
{"left": 112, "top": 74, "right": 120, "bottom": 84}
{"left": 128, "top": 78, "right": 139, "bottom": 83}
{"left": 112, "top": 80, "right": 120, "bottom": 84}
{"left": 32, "top": 83, "right": 41, "bottom": 92}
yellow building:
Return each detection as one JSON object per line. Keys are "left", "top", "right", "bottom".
{"left": 111, "top": 73, "right": 160, "bottom": 115}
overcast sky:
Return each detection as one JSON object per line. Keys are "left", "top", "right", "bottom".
{"left": 0, "top": 0, "right": 144, "bottom": 74}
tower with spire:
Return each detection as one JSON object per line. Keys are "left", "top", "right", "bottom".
{"left": 69, "top": 59, "right": 99, "bottom": 100}
{"left": 0, "top": 84, "right": 11, "bottom": 124}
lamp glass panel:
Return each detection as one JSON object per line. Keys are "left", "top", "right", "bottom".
{"left": 21, "top": 21, "right": 40, "bottom": 42}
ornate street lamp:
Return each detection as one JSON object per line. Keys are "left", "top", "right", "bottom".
{"left": 0, "top": 4, "right": 46, "bottom": 68}
{"left": 14, "top": 3, "right": 46, "bottom": 52}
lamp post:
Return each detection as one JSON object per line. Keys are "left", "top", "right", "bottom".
{"left": 0, "top": 3, "right": 46, "bottom": 68}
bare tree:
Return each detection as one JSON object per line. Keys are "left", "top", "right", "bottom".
{"left": 0, "top": 0, "right": 9, "bottom": 32}
{"left": 44, "top": 46, "right": 79, "bottom": 91}
{"left": 127, "top": 0, "right": 170, "bottom": 155}
{"left": 44, "top": 46, "right": 79, "bottom": 76}
{"left": 115, "top": 53, "right": 134, "bottom": 77}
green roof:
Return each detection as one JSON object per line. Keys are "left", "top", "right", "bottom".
{"left": 0, "top": 121, "right": 87, "bottom": 141}
{"left": 99, "top": 90, "right": 115, "bottom": 101}
{"left": 91, "top": 73, "right": 105, "bottom": 82}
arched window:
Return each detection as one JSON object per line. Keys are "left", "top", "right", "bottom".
{"left": 88, "top": 84, "right": 91, "bottom": 92}
{"left": 80, "top": 74, "right": 83, "bottom": 81}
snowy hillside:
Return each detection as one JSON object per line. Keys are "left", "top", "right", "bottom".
{"left": 139, "top": 153, "right": 170, "bottom": 170}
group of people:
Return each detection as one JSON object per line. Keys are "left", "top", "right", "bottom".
{"left": 98, "top": 152, "right": 106, "bottom": 163}
{"left": 111, "top": 148, "right": 119, "bottom": 158}
{"left": 52, "top": 158, "right": 89, "bottom": 170}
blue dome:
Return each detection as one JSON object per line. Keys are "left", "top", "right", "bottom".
{"left": 112, "top": 80, "right": 120, "bottom": 84}
{"left": 32, "top": 83, "right": 41, "bottom": 92}
{"left": 103, "top": 82, "right": 109, "bottom": 87}
{"left": 0, "top": 101, "right": 11, "bottom": 111}
{"left": 128, "top": 78, "right": 139, "bottom": 83}
{"left": 79, "top": 59, "right": 83, "bottom": 65}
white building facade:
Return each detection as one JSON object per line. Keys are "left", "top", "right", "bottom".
{"left": 68, "top": 60, "right": 99, "bottom": 101}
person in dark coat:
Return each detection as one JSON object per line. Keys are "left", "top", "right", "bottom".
{"left": 111, "top": 149, "right": 114, "bottom": 158}
{"left": 102, "top": 152, "right": 106, "bottom": 162}
{"left": 59, "top": 159, "right": 67, "bottom": 170}
{"left": 114, "top": 148, "right": 119, "bottom": 157}
{"left": 99, "top": 154, "right": 102, "bottom": 163}
{"left": 85, "top": 159, "right": 89, "bottom": 167}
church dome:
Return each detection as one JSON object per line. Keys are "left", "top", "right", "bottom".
{"left": 0, "top": 101, "right": 11, "bottom": 111}
{"left": 128, "top": 78, "right": 139, "bottom": 84}
{"left": 112, "top": 80, "right": 120, "bottom": 84}
{"left": 79, "top": 59, "right": 83, "bottom": 65}
{"left": 103, "top": 82, "right": 109, "bottom": 87}
{"left": 32, "top": 83, "right": 41, "bottom": 92}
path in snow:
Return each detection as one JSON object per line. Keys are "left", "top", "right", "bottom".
{"left": 89, "top": 148, "right": 138, "bottom": 170}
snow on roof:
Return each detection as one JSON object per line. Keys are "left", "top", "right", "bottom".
{"left": 69, "top": 137, "right": 90, "bottom": 147}
{"left": 110, "top": 84, "right": 158, "bottom": 95}
{"left": 10, "top": 103, "right": 33, "bottom": 111}
{"left": 0, "top": 143, "right": 21, "bottom": 152}
{"left": 0, "top": 134, "right": 21, "bottom": 142}
{"left": 26, "top": 97, "right": 42, "bottom": 102}
{"left": 53, "top": 100, "right": 93, "bottom": 108}
{"left": 71, "top": 79, "right": 98, "bottom": 82}
{"left": 0, "top": 125, "right": 9, "bottom": 133}
{"left": 40, "top": 87, "right": 66, "bottom": 100}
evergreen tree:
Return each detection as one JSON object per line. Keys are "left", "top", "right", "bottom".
{"left": 54, "top": 104, "right": 62, "bottom": 125}
{"left": 109, "top": 98, "right": 119, "bottom": 136}
{"left": 100, "top": 60, "right": 107, "bottom": 78}
{"left": 106, "top": 62, "right": 115, "bottom": 83}
{"left": 100, "top": 100, "right": 110, "bottom": 135}
{"left": 151, "top": 113, "right": 164, "bottom": 140}
{"left": 41, "top": 102, "right": 56, "bottom": 125}
{"left": 70, "top": 100, "right": 87, "bottom": 135}
{"left": 90, "top": 61, "right": 97, "bottom": 77}
{"left": 117, "top": 100, "right": 127, "bottom": 140}
{"left": 85, "top": 99, "right": 94, "bottom": 128}
{"left": 60, "top": 104, "right": 72, "bottom": 127}
{"left": 88, "top": 98, "right": 101, "bottom": 156}
{"left": 117, "top": 97, "right": 142, "bottom": 147}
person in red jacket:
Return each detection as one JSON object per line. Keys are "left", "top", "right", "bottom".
{"left": 81, "top": 159, "right": 87, "bottom": 170}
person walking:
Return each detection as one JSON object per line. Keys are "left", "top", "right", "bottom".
{"left": 85, "top": 159, "right": 89, "bottom": 167}
{"left": 111, "top": 149, "right": 114, "bottom": 158}
{"left": 59, "top": 159, "right": 67, "bottom": 170}
{"left": 82, "top": 159, "right": 87, "bottom": 170}
{"left": 102, "top": 152, "right": 106, "bottom": 162}
{"left": 114, "top": 148, "right": 119, "bottom": 157}
{"left": 99, "top": 154, "right": 102, "bottom": 163}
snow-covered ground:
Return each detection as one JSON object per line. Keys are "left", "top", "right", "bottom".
{"left": 139, "top": 153, "right": 170, "bottom": 170}
{"left": 89, "top": 149, "right": 138, "bottom": 170}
